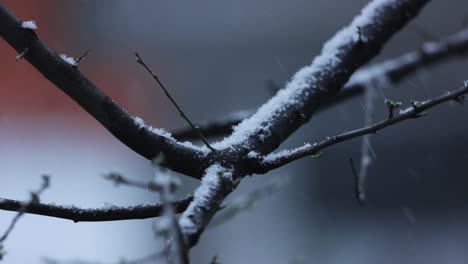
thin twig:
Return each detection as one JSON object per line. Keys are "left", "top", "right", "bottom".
{"left": 103, "top": 172, "right": 161, "bottom": 192}
{"left": 75, "top": 49, "right": 90, "bottom": 64}
{"left": 261, "top": 83, "right": 468, "bottom": 171}
{"left": 15, "top": 47, "right": 29, "bottom": 61}
{"left": 135, "top": 52, "right": 215, "bottom": 151}
{"left": 151, "top": 168, "right": 189, "bottom": 264}
{"left": 349, "top": 158, "right": 365, "bottom": 206}
{"left": 0, "top": 175, "right": 50, "bottom": 243}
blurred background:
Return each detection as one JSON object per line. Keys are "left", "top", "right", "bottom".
{"left": 0, "top": 0, "right": 467, "bottom": 263}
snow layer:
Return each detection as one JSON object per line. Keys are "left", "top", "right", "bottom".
{"left": 132, "top": 116, "right": 210, "bottom": 154}
{"left": 60, "top": 54, "right": 77, "bottom": 66}
{"left": 263, "top": 143, "right": 312, "bottom": 163}
{"left": 178, "top": 164, "right": 233, "bottom": 233}
{"left": 21, "top": 20, "right": 37, "bottom": 30}
{"left": 211, "top": 0, "right": 394, "bottom": 150}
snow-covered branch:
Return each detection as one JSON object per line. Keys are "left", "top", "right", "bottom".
{"left": 173, "top": 27, "right": 468, "bottom": 141}
{"left": 208, "top": 0, "right": 430, "bottom": 153}
{"left": 176, "top": 0, "right": 430, "bottom": 248}
{"left": 0, "top": 3, "right": 209, "bottom": 179}
{"left": 259, "top": 83, "right": 468, "bottom": 171}
{"left": 0, "top": 196, "right": 192, "bottom": 222}
{"left": 178, "top": 165, "right": 235, "bottom": 247}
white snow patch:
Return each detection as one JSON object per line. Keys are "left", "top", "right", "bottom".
{"left": 211, "top": 0, "right": 395, "bottom": 150}
{"left": 398, "top": 106, "right": 413, "bottom": 115}
{"left": 132, "top": 116, "right": 210, "bottom": 154}
{"left": 21, "top": 20, "right": 37, "bottom": 30}
{"left": 247, "top": 151, "right": 259, "bottom": 158}
{"left": 178, "top": 164, "right": 233, "bottom": 233}
{"left": 133, "top": 116, "right": 145, "bottom": 128}
{"left": 263, "top": 143, "right": 312, "bottom": 163}
{"left": 60, "top": 54, "right": 77, "bottom": 66}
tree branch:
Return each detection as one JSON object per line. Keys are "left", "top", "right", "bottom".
{"left": 0, "top": 196, "right": 192, "bottom": 222}
{"left": 173, "top": 27, "right": 468, "bottom": 141}
{"left": 259, "top": 83, "right": 467, "bottom": 171}
{"left": 178, "top": 0, "right": 430, "bottom": 247}
{"left": 0, "top": 3, "right": 209, "bottom": 179}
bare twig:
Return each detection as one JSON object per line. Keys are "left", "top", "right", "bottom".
{"left": 103, "top": 172, "right": 162, "bottom": 192}
{"left": 135, "top": 52, "right": 215, "bottom": 152}
{"left": 260, "top": 83, "right": 468, "bottom": 171}
{"left": 75, "top": 49, "right": 90, "bottom": 64}
{"left": 15, "top": 47, "right": 29, "bottom": 61}
{"left": 151, "top": 168, "right": 188, "bottom": 264}
{"left": 0, "top": 175, "right": 50, "bottom": 244}
{"left": 349, "top": 158, "right": 365, "bottom": 206}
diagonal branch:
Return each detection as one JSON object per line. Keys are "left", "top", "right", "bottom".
{"left": 259, "top": 83, "right": 468, "bottom": 171}
{"left": 173, "top": 27, "right": 468, "bottom": 141}
{"left": 0, "top": 3, "right": 209, "bottom": 179}
{"left": 178, "top": 0, "right": 431, "bottom": 248}
{"left": 0, "top": 196, "right": 192, "bottom": 222}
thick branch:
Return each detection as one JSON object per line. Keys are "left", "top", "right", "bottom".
{"left": 175, "top": 27, "right": 468, "bottom": 141}
{"left": 0, "top": 196, "right": 192, "bottom": 222}
{"left": 212, "top": 0, "right": 429, "bottom": 156}
{"left": 0, "top": 3, "right": 208, "bottom": 179}
{"left": 179, "top": 0, "right": 430, "bottom": 247}
{"left": 260, "top": 84, "right": 468, "bottom": 170}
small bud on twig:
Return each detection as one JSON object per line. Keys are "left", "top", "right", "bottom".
{"left": 410, "top": 100, "right": 427, "bottom": 117}
{"left": 384, "top": 99, "right": 402, "bottom": 119}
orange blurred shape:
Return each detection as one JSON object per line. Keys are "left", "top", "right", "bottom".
{"left": 0, "top": 1, "right": 133, "bottom": 124}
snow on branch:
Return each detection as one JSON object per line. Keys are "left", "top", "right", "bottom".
{"left": 207, "top": 0, "right": 428, "bottom": 152}
{"left": 0, "top": 196, "right": 193, "bottom": 222}
{"left": 21, "top": 20, "right": 37, "bottom": 29}
{"left": 0, "top": 3, "right": 210, "bottom": 179}
{"left": 59, "top": 54, "right": 77, "bottom": 66}
{"left": 133, "top": 116, "right": 210, "bottom": 154}
{"left": 176, "top": 0, "right": 429, "bottom": 249}
{"left": 259, "top": 83, "right": 468, "bottom": 171}
{"left": 178, "top": 164, "right": 234, "bottom": 246}
{"left": 175, "top": 27, "right": 468, "bottom": 142}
